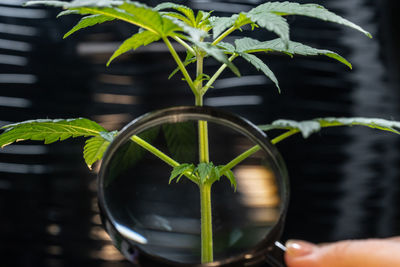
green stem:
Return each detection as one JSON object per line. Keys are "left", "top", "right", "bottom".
{"left": 172, "top": 36, "right": 196, "bottom": 55}
{"left": 271, "top": 129, "right": 299, "bottom": 145}
{"left": 163, "top": 37, "right": 197, "bottom": 94}
{"left": 220, "top": 144, "right": 261, "bottom": 174}
{"left": 196, "top": 55, "right": 210, "bottom": 164}
{"left": 130, "top": 135, "right": 198, "bottom": 184}
{"left": 131, "top": 135, "right": 179, "bottom": 167}
{"left": 200, "top": 182, "right": 213, "bottom": 263}
{"left": 195, "top": 52, "right": 213, "bottom": 263}
{"left": 202, "top": 54, "right": 237, "bottom": 95}
{"left": 212, "top": 26, "right": 237, "bottom": 45}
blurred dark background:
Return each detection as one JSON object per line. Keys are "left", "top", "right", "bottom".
{"left": 1, "top": 0, "right": 400, "bottom": 266}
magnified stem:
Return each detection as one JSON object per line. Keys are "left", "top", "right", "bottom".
{"left": 221, "top": 129, "right": 299, "bottom": 173}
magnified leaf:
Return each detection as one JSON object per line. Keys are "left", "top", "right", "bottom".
{"left": 105, "top": 127, "right": 160, "bottom": 187}
{"left": 162, "top": 122, "right": 196, "bottom": 163}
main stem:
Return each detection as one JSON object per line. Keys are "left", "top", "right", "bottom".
{"left": 196, "top": 53, "right": 213, "bottom": 263}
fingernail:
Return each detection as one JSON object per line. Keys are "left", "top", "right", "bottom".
{"left": 285, "top": 240, "right": 316, "bottom": 258}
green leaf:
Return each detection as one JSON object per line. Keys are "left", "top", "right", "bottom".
{"left": 245, "top": 11, "right": 289, "bottom": 45}
{"left": 235, "top": 37, "right": 352, "bottom": 69}
{"left": 162, "top": 122, "right": 196, "bottom": 163}
{"left": 196, "top": 162, "right": 213, "bottom": 184}
{"left": 196, "top": 10, "right": 212, "bottom": 28}
{"left": 165, "top": 16, "right": 207, "bottom": 41}
{"left": 84, "top": 135, "right": 111, "bottom": 169}
{"left": 25, "top": 0, "right": 124, "bottom": 9}
{"left": 154, "top": 2, "right": 196, "bottom": 26}
{"left": 169, "top": 163, "right": 195, "bottom": 184}
{"left": 159, "top": 11, "right": 192, "bottom": 26}
{"left": 57, "top": 9, "right": 80, "bottom": 18}
{"left": 64, "top": 14, "right": 115, "bottom": 38}
{"left": 239, "top": 53, "right": 280, "bottom": 92}
{"left": 209, "top": 15, "right": 237, "bottom": 39}
{"left": 0, "top": 118, "right": 106, "bottom": 148}
{"left": 220, "top": 168, "right": 237, "bottom": 191}
{"left": 27, "top": 1, "right": 175, "bottom": 37}
{"left": 250, "top": 1, "right": 372, "bottom": 38}
{"left": 193, "top": 40, "right": 240, "bottom": 76}
{"left": 107, "top": 30, "right": 160, "bottom": 66}
{"left": 259, "top": 117, "right": 400, "bottom": 138}
{"left": 217, "top": 42, "right": 235, "bottom": 53}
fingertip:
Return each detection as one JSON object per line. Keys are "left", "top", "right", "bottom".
{"left": 284, "top": 240, "right": 318, "bottom": 267}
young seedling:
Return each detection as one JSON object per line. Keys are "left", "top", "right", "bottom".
{"left": 0, "top": 0, "right": 398, "bottom": 264}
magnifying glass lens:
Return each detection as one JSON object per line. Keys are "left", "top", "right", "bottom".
{"left": 98, "top": 107, "right": 288, "bottom": 266}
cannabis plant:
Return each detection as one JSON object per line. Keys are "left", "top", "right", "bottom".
{"left": 1, "top": 0, "right": 399, "bottom": 264}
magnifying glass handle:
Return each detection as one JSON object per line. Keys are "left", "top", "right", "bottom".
{"left": 265, "top": 241, "right": 287, "bottom": 267}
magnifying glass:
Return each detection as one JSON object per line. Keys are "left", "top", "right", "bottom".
{"left": 98, "top": 106, "right": 289, "bottom": 266}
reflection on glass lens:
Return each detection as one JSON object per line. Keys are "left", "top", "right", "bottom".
{"left": 100, "top": 114, "right": 285, "bottom": 265}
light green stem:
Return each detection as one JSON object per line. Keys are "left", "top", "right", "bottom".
{"left": 131, "top": 135, "right": 179, "bottom": 167}
{"left": 200, "top": 182, "right": 213, "bottom": 263}
{"left": 212, "top": 26, "right": 237, "bottom": 45}
{"left": 271, "top": 129, "right": 299, "bottom": 145}
{"left": 172, "top": 36, "right": 196, "bottom": 55}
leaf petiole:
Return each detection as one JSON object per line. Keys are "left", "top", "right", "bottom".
{"left": 202, "top": 54, "right": 238, "bottom": 94}
{"left": 212, "top": 25, "right": 237, "bottom": 45}
{"left": 172, "top": 35, "right": 196, "bottom": 55}
{"left": 163, "top": 37, "right": 197, "bottom": 94}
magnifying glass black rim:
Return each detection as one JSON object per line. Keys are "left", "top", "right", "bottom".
{"left": 97, "top": 105, "right": 290, "bottom": 266}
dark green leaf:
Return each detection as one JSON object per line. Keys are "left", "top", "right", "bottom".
{"left": 250, "top": 1, "right": 372, "bottom": 38}
{"left": 217, "top": 42, "right": 235, "bottom": 53}
{"left": 162, "top": 122, "right": 196, "bottom": 163}
{"left": 240, "top": 53, "right": 280, "bottom": 92}
{"left": 235, "top": 37, "right": 352, "bottom": 69}
{"left": 105, "top": 126, "right": 159, "bottom": 187}
{"left": 64, "top": 14, "right": 115, "bottom": 38}
{"left": 245, "top": 11, "right": 289, "bottom": 45}
{"left": 209, "top": 15, "right": 237, "bottom": 39}
{"left": 107, "top": 30, "right": 160, "bottom": 66}
{"left": 0, "top": 118, "right": 106, "bottom": 148}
